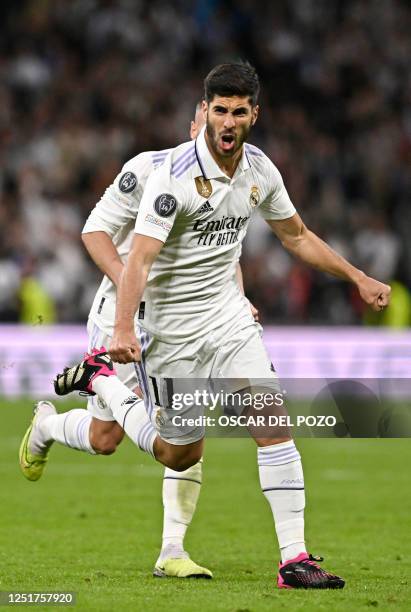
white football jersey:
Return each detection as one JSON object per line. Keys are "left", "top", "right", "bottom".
{"left": 134, "top": 126, "right": 296, "bottom": 343}
{"left": 82, "top": 148, "right": 171, "bottom": 332}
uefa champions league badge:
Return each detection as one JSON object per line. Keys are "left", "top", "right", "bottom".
{"left": 195, "top": 176, "right": 213, "bottom": 198}
{"left": 250, "top": 185, "right": 260, "bottom": 207}
{"left": 154, "top": 193, "right": 177, "bottom": 217}
{"left": 119, "top": 171, "right": 137, "bottom": 193}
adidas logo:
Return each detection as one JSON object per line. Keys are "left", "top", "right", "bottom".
{"left": 197, "top": 201, "right": 213, "bottom": 214}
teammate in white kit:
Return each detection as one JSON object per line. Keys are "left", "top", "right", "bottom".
{"left": 53, "top": 63, "right": 390, "bottom": 589}
{"left": 20, "top": 108, "right": 257, "bottom": 578}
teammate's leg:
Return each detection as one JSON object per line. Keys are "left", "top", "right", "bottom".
{"left": 92, "top": 368, "right": 207, "bottom": 574}
{"left": 88, "top": 366, "right": 205, "bottom": 564}
{"left": 36, "top": 407, "right": 98, "bottom": 454}
{"left": 20, "top": 321, "right": 123, "bottom": 480}
{"left": 51, "top": 347, "right": 211, "bottom": 577}
{"left": 43, "top": 411, "right": 125, "bottom": 454}
{"left": 90, "top": 370, "right": 206, "bottom": 568}
{"left": 19, "top": 401, "right": 128, "bottom": 478}
{"left": 89, "top": 419, "right": 124, "bottom": 454}
{"left": 158, "top": 458, "right": 203, "bottom": 570}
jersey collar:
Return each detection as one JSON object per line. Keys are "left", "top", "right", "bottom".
{"left": 195, "top": 126, "right": 251, "bottom": 181}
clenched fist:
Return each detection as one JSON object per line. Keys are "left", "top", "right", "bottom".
{"left": 356, "top": 274, "right": 391, "bottom": 312}
{"left": 109, "top": 329, "right": 141, "bottom": 364}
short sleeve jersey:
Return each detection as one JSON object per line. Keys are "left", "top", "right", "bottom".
{"left": 134, "top": 126, "right": 296, "bottom": 342}
{"left": 82, "top": 148, "right": 171, "bottom": 330}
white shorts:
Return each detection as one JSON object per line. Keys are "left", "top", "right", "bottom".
{"left": 136, "top": 317, "right": 279, "bottom": 445}
{"left": 86, "top": 318, "right": 143, "bottom": 421}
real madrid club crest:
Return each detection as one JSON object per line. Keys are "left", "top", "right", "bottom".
{"left": 195, "top": 176, "right": 213, "bottom": 198}
{"left": 250, "top": 185, "right": 260, "bottom": 208}
{"left": 97, "top": 398, "right": 107, "bottom": 410}
{"left": 155, "top": 408, "right": 166, "bottom": 428}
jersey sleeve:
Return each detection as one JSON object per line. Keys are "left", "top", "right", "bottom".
{"left": 258, "top": 159, "right": 296, "bottom": 221}
{"left": 82, "top": 157, "right": 147, "bottom": 237}
{"left": 134, "top": 164, "right": 186, "bottom": 243}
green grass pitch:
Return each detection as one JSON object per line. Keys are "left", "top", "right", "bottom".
{"left": 1, "top": 399, "right": 410, "bottom": 611}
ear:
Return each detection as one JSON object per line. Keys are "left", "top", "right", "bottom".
{"left": 190, "top": 121, "right": 197, "bottom": 139}
{"left": 202, "top": 100, "right": 208, "bottom": 117}
{"left": 251, "top": 105, "right": 259, "bottom": 126}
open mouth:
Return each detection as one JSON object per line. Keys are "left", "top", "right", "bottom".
{"left": 220, "top": 133, "right": 235, "bottom": 151}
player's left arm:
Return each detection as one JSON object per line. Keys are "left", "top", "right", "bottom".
{"left": 266, "top": 213, "right": 391, "bottom": 311}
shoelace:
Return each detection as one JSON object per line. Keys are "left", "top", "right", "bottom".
{"left": 303, "top": 555, "right": 336, "bottom": 578}
{"left": 304, "top": 554, "right": 324, "bottom": 567}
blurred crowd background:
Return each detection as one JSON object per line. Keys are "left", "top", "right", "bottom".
{"left": 0, "top": 0, "right": 410, "bottom": 326}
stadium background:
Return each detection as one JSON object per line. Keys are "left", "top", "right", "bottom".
{"left": 0, "top": 0, "right": 410, "bottom": 326}
{"left": 1, "top": 2, "right": 410, "bottom": 611}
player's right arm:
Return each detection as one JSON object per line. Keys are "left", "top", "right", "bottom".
{"left": 110, "top": 234, "right": 163, "bottom": 363}
{"left": 109, "top": 157, "right": 185, "bottom": 363}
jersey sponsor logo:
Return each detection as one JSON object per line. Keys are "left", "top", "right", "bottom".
{"left": 193, "top": 215, "right": 248, "bottom": 233}
{"left": 145, "top": 213, "right": 172, "bottom": 232}
{"left": 154, "top": 193, "right": 177, "bottom": 217}
{"left": 119, "top": 171, "right": 137, "bottom": 193}
{"left": 250, "top": 185, "right": 260, "bottom": 207}
{"left": 197, "top": 201, "right": 214, "bottom": 215}
{"left": 193, "top": 215, "right": 249, "bottom": 247}
{"left": 195, "top": 176, "right": 213, "bottom": 198}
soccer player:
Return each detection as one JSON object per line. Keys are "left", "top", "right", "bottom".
{"left": 20, "top": 104, "right": 257, "bottom": 578}
{"left": 19, "top": 107, "right": 213, "bottom": 578}
{"left": 53, "top": 63, "right": 390, "bottom": 589}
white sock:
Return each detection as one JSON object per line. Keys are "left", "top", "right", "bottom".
{"left": 92, "top": 376, "right": 156, "bottom": 457}
{"left": 159, "top": 460, "right": 203, "bottom": 560}
{"left": 258, "top": 441, "right": 307, "bottom": 563}
{"left": 42, "top": 409, "right": 95, "bottom": 454}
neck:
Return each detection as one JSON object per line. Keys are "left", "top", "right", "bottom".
{"left": 204, "top": 131, "right": 243, "bottom": 179}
